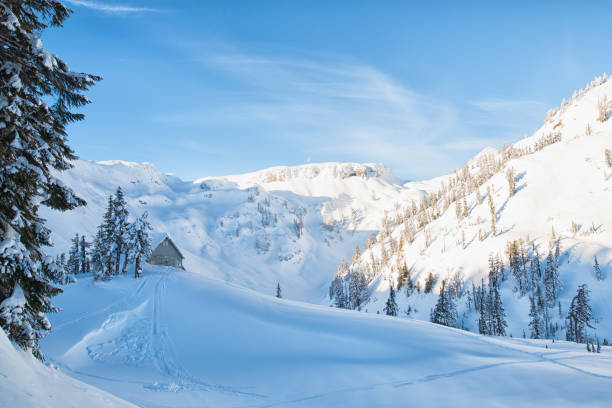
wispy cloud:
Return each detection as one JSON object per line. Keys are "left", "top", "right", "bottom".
{"left": 65, "top": 0, "right": 160, "bottom": 13}
{"left": 471, "top": 98, "right": 548, "bottom": 113}
{"left": 158, "top": 52, "right": 477, "bottom": 179}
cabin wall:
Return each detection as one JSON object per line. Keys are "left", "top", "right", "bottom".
{"left": 148, "top": 239, "right": 184, "bottom": 269}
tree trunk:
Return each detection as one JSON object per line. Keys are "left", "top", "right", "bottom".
{"left": 134, "top": 255, "right": 141, "bottom": 278}
{"left": 115, "top": 247, "right": 121, "bottom": 275}
{"left": 122, "top": 250, "right": 129, "bottom": 274}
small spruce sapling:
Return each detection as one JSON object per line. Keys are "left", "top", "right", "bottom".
{"left": 276, "top": 283, "right": 282, "bottom": 298}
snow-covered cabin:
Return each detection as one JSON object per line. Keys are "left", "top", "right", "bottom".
{"left": 148, "top": 233, "right": 184, "bottom": 269}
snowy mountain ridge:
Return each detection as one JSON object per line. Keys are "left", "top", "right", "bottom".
{"left": 203, "top": 161, "right": 402, "bottom": 187}
{"left": 40, "top": 159, "right": 428, "bottom": 302}
{"left": 336, "top": 74, "right": 612, "bottom": 340}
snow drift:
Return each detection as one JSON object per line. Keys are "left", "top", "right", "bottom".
{"left": 40, "top": 267, "right": 612, "bottom": 407}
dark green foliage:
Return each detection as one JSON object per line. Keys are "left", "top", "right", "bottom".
{"left": 528, "top": 296, "right": 542, "bottom": 339}
{"left": 566, "top": 284, "right": 593, "bottom": 343}
{"left": 0, "top": 1, "right": 99, "bottom": 358}
{"left": 593, "top": 256, "right": 602, "bottom": 281}
{"left": 127, "top": 211, "right": 152, "bottom": 278}
{"left": 66, "top": 233, "right": 80, "bottom": 275}
{"left": 384, "top": 286, "right": 398, "bottom": 316}
{"left": 431, "top": 280, "right": 456, "bottom": 327}
{"left": 276, "top": 283, "right": 282, "bottom": 298}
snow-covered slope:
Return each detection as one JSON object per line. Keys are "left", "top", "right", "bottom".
{"left": 41, "top": 267, "right": 612, "bottom": 407}
{"left": 0, "top": 328, "right": 136, "bottom": 408}
{"left": 40, "top": 161, "right": 427, "bottom": 301}
{"left": 343, "top": 75, "right": 612, "bottom": 339}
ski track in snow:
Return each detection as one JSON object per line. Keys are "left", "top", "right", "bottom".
{"left": 148, "top": 273, "right": 268, "bottom": 399}
{"left": 250, "top": 327, "right": 612, "bottom": 407}
{"left": 52, "top": 278, "right": 149, "bottom": 332}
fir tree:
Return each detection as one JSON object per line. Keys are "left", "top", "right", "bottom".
{"left": 276, "top": 283, "right": 282, "bottom": 298}
{"left": 66, "top": 233, "right": 80, "bottom": 275}
{"left": 0, "top": 1, "right": 99, "bottom": 358}
{"left": 566, "top": 284, "right": 593, "bottom": 343}
{"left": 491, "top": 286, "right": 507, "bottom": 336}
{"left": 529, "top": 251, "right": 541, "bottom": 291}
{"left": 544, "top": 251, "right": 560, "bottom": 307}
{"left": 94, "top": 194, "right": 116, "bottom": 279}
{"left": 384, "top": 286, "right": 398, "bottom": 316}
{"left": 330, "top": 275, "right": 347, "bottom": 309}
{"left": 431, "top": 280, "right": 456, "bottom": 327}
{"left": 90, "top": 225, "right": 107, "bottom": 280}
{"left": 112, "top": 187, "right": 129, "bottom": 275}
{"left": 79, "top": 235, "right": 90, "bottom": 274}
{"left": 593, "top": 256, "right": 602, "bottom": 281}
{"left": 478, "top": 287, "right": 488, "bottom": 335}
{"left": 126, "top": 211, "right": 152, "bottom": 278}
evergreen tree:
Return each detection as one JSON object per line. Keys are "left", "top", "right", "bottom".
{"left": 491, "top": 286, "right": 507, "bottom": 336}
{"left": 126, "top": 211, "right": 152, "bottom": 278}
{"left": 330, "top": 275, "right": 347, "bottom": 309}
{"left": 384, "top": 286, "right": 398, "bottom": 316}
{"left": 566, "top": 284, "right": 593, "bottom": 343}
{"left": 79, "top": 235, "right": 90, "bottom": 274}
{"left": 485, "top": 287, "right": 495, "bottom": 335}
{"left": 66, "top": 233, "right": 80, "bottom": 275}
{"left": 90, "top": 225, "right": 107, "bottom": 280}
{"left": 528, "top": 296, "right": 542, "bottom": 339}
{"left": 593, "top": 256, "right": 602, "bottom": 281}
{"left": 478, "top": 292, "right": 488, "bottom": 335}
{"left": 112, "top": 187, "right": 129, "bottom": 275}
{"left": 488, "top": 254, "right": 500, "bottom": 289}
{"left": 276, "top": 283, "right": 282, "bottom": 298}
{"left": 544, "top": 251, "right": 560, "bottom": 307}
{"left": 529, "top": 251, "right": 541, "bottom": 291}
{"left": 431, "top": 280, "right": 456, "bottom": 327}
{"left": 95, "top": 194, "right": 116, "bottom": 279}
{"left": 0, "top": 1, "right": 99, "bottom": 358}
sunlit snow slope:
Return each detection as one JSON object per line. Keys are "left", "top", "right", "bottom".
{"left": 347, "top": 75, "right": 612, "bottom": 338}
{"left": 0, "top": 329, "right": 136, "bottom": 408}
{"left": 41, "top": 267, "right": 612, "bottom": 408}
{"left": 41, "top": 161, "right": 426, "bottom": 301}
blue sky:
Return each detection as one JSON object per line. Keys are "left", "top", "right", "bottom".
{"left": 46, "top": 0, "right": 612, "bottom": 181}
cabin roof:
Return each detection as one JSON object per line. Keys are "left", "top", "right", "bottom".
{"left": 150, "top": 232, "right": 185, "bottom": 259}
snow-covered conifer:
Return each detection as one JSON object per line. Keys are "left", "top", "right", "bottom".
{"left": 112, "top": 187, "right": 129, "bottom": 275}
{"left": 528, "top": 296, "right": 542, "bottom": 338}
{"left": 491, "top": 286, "right": 507, "bottom": 336}
{"left": 0, "top": 1, "right": 99, "bottom": 358}
{"left": 431, "top": 280, "right": 456, "bottom": 327}
{"left": 384, "top": 286, "right": 398, "bottom": 316}
{"left": 566, "top": 284, "right": 593, "bottom": 343}
{"left": 126, "top": 211, "right": 152, "bottom": 278}
{"left": 593, "top": 256, "right": 602, "bottom": 281}
{"left": 544, "top": 251, "right": 560, "bottom": 307}
{"left": 66, "top": 233, "right": 80, "bottom": 276}
{"left": 80, "top": 235, "right": 90, "bottom": 274}
{"left": 276, "top": 283, "right": 282, "bottom": 298}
